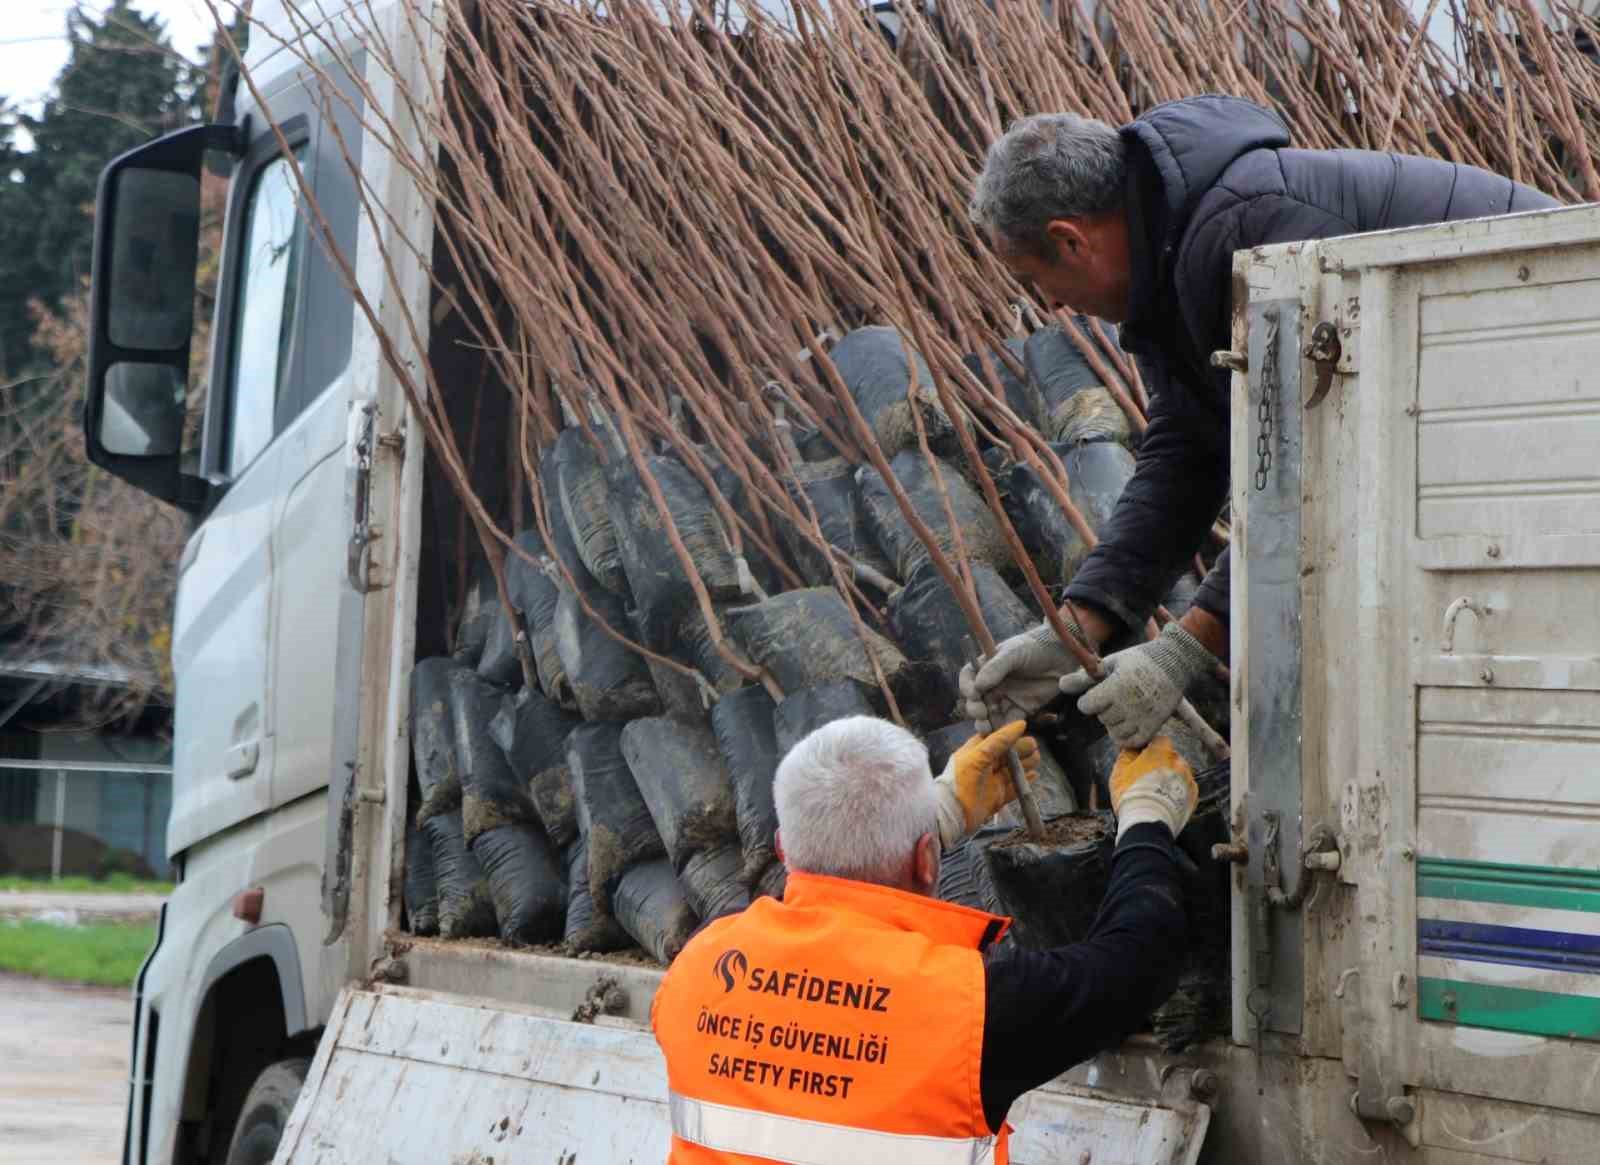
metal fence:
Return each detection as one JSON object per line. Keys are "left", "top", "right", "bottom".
{"left": 0, "top": 760, "right": 172, "bottom": 880}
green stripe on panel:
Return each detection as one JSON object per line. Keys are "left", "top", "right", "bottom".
{"left": 1418, "top": 858, "right": 1600, "bottom": 914}
{"left": 1420, "top": 977, "right": 1600, "bottom": 1041}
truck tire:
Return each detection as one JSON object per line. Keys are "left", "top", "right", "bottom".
{"left": 223, "top": 1057, "right": 310, "bottom": 1165}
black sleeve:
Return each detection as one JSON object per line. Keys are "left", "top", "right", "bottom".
{"left": 1193, "top": 544, "right": 1230, "bottom": 626}
{"left": 978, "top": 823, "right": 1189, "bottom": 1131}
{"left": 1063, "top": 360, "right": 1229, "bottom": 637}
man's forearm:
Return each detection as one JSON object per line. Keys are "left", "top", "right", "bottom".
{"left": 978, "top": 825, "right": 1188, "bottom": 1129}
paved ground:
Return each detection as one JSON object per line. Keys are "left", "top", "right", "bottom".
{"left": 0, "top": 972, "right": 130, "bottom": 1165}
{"left": 0, "top": 891, "right": 164, "bottom": 921}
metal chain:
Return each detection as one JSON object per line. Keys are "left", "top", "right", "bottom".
{"left": 1254, "top": 309, "right": 1280, "bottom": 492}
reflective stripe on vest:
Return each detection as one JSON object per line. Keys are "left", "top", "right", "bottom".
{"left": 670, "top": 1091, "right": 997, "bottom": 1165}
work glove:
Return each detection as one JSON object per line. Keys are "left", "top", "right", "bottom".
{"left": 958, "top": 610, "right": 1089, "bottom": 730}
{"left": 933, "top": 720, "right": 1041, "bottom": 849}
{"left": 1059, "top": 622, "right": 1215, "bottom": 749}
{"left": 1110, "top": 737, "right": 1198, "bottom": 842}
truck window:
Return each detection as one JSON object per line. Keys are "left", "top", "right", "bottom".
{"left": 227, "top": 150, "right": 308, "bottom": 474}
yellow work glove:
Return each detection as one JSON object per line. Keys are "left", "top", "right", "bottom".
{"left": 1109, "top": 736, "right": 1199, "bottom": 842}
{"left": 934, "top": 720, "right": 1041, "bottom": 849}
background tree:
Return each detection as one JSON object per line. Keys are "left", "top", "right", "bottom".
{"left": 1, "top": 2, "right": 199, "bottom": 377}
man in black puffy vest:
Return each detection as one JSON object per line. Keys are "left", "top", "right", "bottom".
{"left": 960, "top": 95, "right": 1559, "bottom": 747}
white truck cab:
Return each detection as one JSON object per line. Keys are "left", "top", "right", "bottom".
{"left": 86, "top": 3, "right": 1600, "bottom": 1163}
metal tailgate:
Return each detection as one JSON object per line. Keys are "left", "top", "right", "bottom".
{"left": 274, "top": 985, "right": 1207, "bottom": 1163}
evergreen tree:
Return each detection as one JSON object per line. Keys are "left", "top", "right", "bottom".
{"left": 1, "top": 2, "right": 194, "bottom": 376}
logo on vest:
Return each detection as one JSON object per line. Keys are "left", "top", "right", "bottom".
{"left": 713, "top": 948, "right": 749, "bottom": 993}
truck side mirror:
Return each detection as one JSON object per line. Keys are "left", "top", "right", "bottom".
{"left": 85, "top": 122, "right": 243, "bottom": 511}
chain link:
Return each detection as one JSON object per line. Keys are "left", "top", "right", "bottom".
{"left": 1254, "top": 309, "right": 1280, "bottom": 492}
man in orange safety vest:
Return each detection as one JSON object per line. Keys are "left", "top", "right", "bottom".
{"left": 652, "top": 715, "right": 1196, "bottom": 1163}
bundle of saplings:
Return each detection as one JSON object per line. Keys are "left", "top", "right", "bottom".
{"left": 449, "top": 670, "right": 567, "bottom": 944}
{"left": 1023, "top": 323, "right": 1131, "bottom": 446}
{"left": 772, "top": 679, "right": 880, "bottom": 755}
{"left": 621, "top": 717, "right": 749, "bottom": 922}
{"left": 779, "top": 457, "right": 895, "bottom": 588}
{"left": 962, "top": 338, "right": 1034, "bottom": 426}
{"left": 478, "top": 531, "right": 568, "bottom": 702}
{"left": 827, "top": 325, "right": 958, "bottom": 457}
{"left": 725, "top": 588, "right": 914, "bottom": 700}
{"left": 888, "top": 562, "right": 1035, "bottom": 719}
{"left": 552, "top": 425, "right": 629, "bottom": 594}
{"left": 856, "top": 451, "right": 1010, "bottom": 582}
{"left": 554, "top": 581, "right": 662, "bottom": 721}
{"left": 409, "top": 658, "right": 497, "bottom": 938}
{"left": 1004, "top": 440, "right": 1137, "bottom": 586}
{"left": 605, "top": 453, "right": 744, "bottom": 651}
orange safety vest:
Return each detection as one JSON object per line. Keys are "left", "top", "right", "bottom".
{"left": 651, "top": 870, "right": 1012, "bottom": 1164}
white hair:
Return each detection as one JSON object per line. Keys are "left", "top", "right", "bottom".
{"left": 969, "top": 113, "right": 1127, "bottom": 255}
{"left": 773, "top": 716, "right": 939, "bottom": 886}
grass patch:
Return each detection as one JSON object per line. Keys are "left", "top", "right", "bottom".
{"left": 0, "top": 874, "right": 172, "bottom": 895}
{"left": 0, "top": 919, "right": 156, "bottom": 987}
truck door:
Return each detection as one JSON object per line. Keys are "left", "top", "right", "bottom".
{"left": 258, "top": 58, "right": 365, "bottom": 816}
{"left": 1235, "top": 209, "right": 1600, "bottom": 1143}
{"left": 171, "top": 55, "right": 365, "bottom": 851}
{"left": 1382, "top": 225, "right": 1600, "bottom": 1118}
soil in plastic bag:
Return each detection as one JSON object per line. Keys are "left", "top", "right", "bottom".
{"left": 606, "top": 454, "right": 742, "bottom": 650}
{"left": 568, "top": 722, "right": 666, "bottom": 919}
{"left": 477, "top": 602, "right": 523, "bottom": 688}
{"left": 1004, "top": 440, "right": 1136, "bottom": 585}
{"left": 562, "top": 837, "right": 631, "bottom": 953}
{"left": 621, "top": 717, "right": 748, "bottom": 921}
{"left": 888, "top": 562, "right": 1036, "bottom": 719}
{"left": 554, "top": 582, "right": 662, "bottom": 721}
{"left": 421, "top": 810, "right": 499, "bottom": 939}
{"left": 613, "top": 857, "right": 700, "bottom": 964}
{"left": 987, "top": 811, "right": 1116, "bottom": 950}
{"left": 482, "top": 531, "right": 569, "bottom": 701}
{"left": 726, "top": 588, "right": 909, "bottom": 698}
{"left": 679, "top": 844, "right": 751, "bottom": 921}
{"left": 1151, "top": 759, "right": 1231, "bottom": 1051}
{"left": 826, "top": 325, "right": 958, "bottom": 457}
{"left": 552, "top": 426, "right": 629, "bottom": 594}
{"left": 781, "top": 458, "right": 896, "bottom": 589}
{"left": 647, "top": 655, "right": 711, "bottom": 722}
{"left": 410, "top": 657, "right": 497, "bottom": 938}
{"left": 488, "top": 688, "right": 582, "bottom": 848}
{"left": 856, "top": 452, "right": 1010, "bottom": 583}
{"left": 963, "top": 338, "right": 1034, "bottom": 425}
{"left": 1023, "top": 324, "right": 1130, "bottom": 446}
{"left": 676, "top": 604, "right": 755, "bottom": 699}
{"left": 450, "top": 670, "right": 566, "bottom": 944}
{"left": 453, "top": 558, "right": 498, "bottom": 668}
{"left": 773, "top": 679, "right": 880, "bottom": 756}
{"left": 403, "top": 810, "right": 439, "bottom": 936}
{"left": 539, "top": 436, "right": 596, "bottom": 592}
{"left": 697, "top": 445, "right": 784, "bottom": 597}
{"left": 711, "top": 686, "right": 782, "bottom": 883}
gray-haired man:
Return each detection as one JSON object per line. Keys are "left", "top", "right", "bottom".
{"left": 960, "top": 96, "right": 1556, "bottom": 748}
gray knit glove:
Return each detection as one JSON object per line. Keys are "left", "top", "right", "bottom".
{"left": 1059, "top": 623, "right": 1215, "bottom": 749}
{"left": 958, "top": 611, "right": 1088, "bottom": 730}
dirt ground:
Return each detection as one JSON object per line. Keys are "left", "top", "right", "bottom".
{"left": 0, "top": 972, "right": 131, "bottom": 1165}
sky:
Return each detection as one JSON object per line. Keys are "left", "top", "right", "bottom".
{"left": 2, "top": 1, "right": 219, "bottom": 117}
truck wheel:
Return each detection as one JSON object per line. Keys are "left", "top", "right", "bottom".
{"left": 224, "top": 1058, "right": 310, "bottom": 1165}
